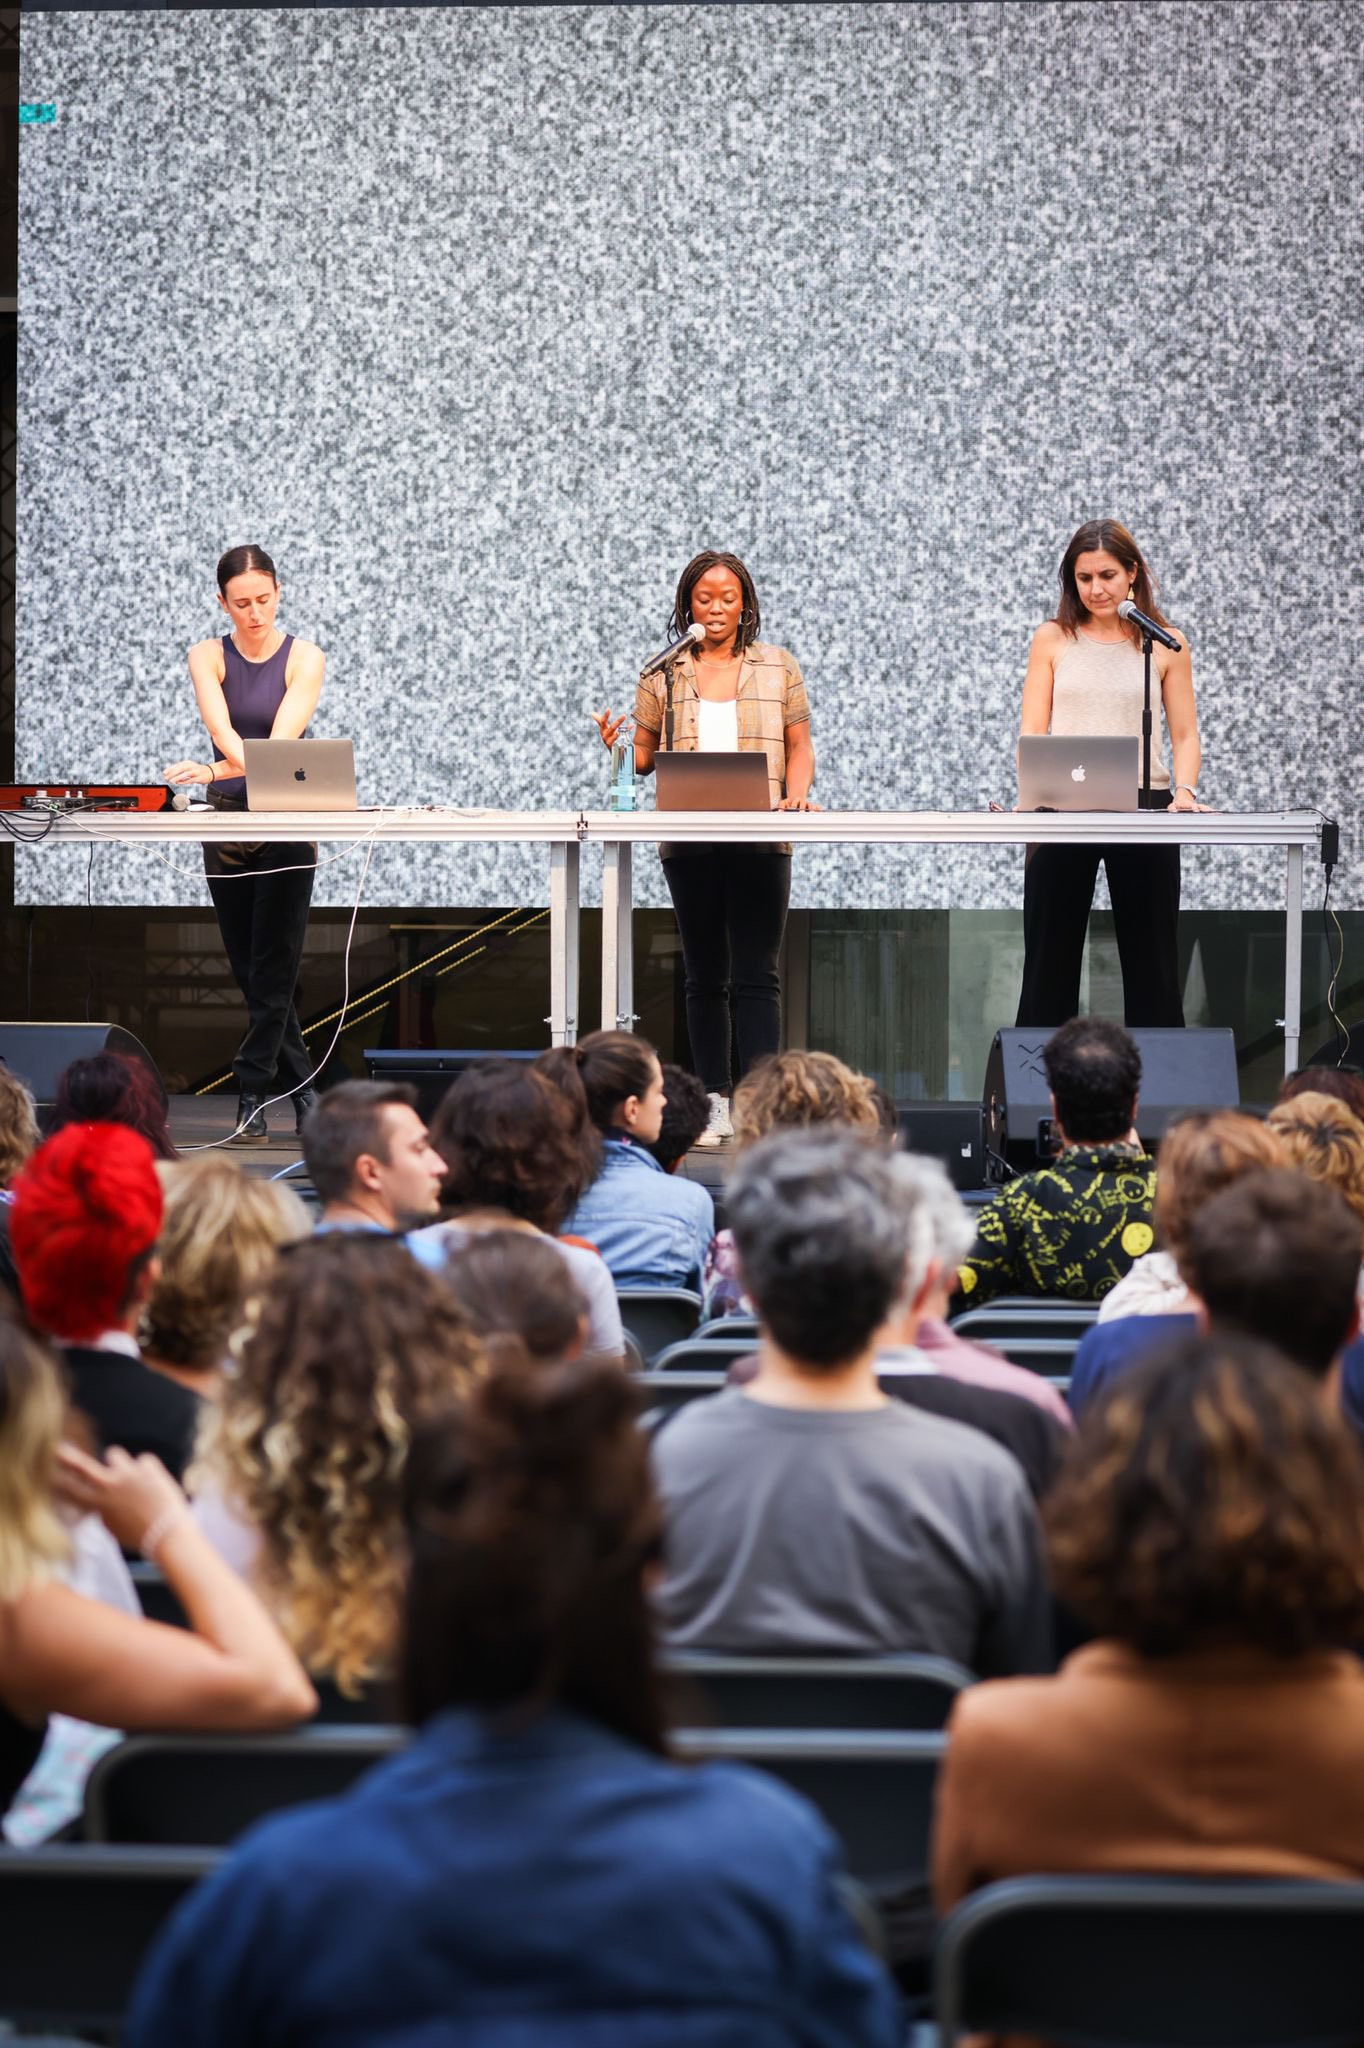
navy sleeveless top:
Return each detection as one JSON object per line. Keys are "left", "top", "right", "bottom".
{"left": 213, "top": 633, "right": 295, "bottom": 799}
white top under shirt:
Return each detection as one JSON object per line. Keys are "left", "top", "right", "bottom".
{"left": 696, "top": 698, "right": 740, "bottom": 752}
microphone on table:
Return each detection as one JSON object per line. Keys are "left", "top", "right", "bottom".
{"left": 1117, "top": 600, "right": 1182, "bottom": 653}
{"left": 638, "top": 621, "right": 705, "bottom": 676}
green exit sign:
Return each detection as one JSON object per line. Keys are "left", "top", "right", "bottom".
{"left": 19, "top": 104, "right": 57, "bottom": 125}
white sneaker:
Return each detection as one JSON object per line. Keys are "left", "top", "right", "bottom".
{"left": 694, "top": 1092, "right": 733, "bottom": 1148}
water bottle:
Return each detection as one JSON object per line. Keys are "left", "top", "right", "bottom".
{"left": 610, "top": 727, "right": 637, "bottom": 812}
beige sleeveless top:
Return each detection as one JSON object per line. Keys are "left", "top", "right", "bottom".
{"left": 1051, "top": 632, "right": 1171, "bottom": 790}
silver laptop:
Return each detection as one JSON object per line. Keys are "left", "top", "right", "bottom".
{"left": 243, "top": 739, "right": 357, "bottom": 812}
{"left": 1017, "top": 735, "right": 1139, "bottom": 812}
{"left": 655, "top": 752, "right": 771, "bottom": 812}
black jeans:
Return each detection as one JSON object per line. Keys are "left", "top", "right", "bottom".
{"left": 1016, "top": 797, "right": 1183, "bottom": 1029}
{"left": 663, "top": 846, "right": 792, "bottom": 1094}
{"left": 205, "top": 839, "right": 317, "bottom": 1094}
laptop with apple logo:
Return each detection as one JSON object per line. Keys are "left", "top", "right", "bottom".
{"left": 1017, "top": 735, "right": 1140, "bottom": 812}
{"left": 243, "top": 739, "right": 358, "bottom": 813}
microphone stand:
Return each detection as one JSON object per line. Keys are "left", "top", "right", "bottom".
{"left": 1137, "top": 628, "right": 1156, "bottom": 810}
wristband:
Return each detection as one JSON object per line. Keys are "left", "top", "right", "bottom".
{"left": 139, "top": 1506, "right": 188, "bottom": 1562}
{"left": 1175, "top": 784, "right": 1198, "bottom": 799}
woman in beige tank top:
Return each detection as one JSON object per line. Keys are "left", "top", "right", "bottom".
{"left": 1016, "top": 518, "right": 1205, "bottom": 1028}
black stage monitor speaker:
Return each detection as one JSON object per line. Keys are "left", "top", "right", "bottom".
{"left": 363, "top": 1047, "right": 540, "bottom": 1124}
{"left": 896, "top": 1102, "right": 988, "bottom": 1192}
{"left": 983, "top": 1026, "right": 1239, "bottom": 1180}
{"left": 0, "top": 1022, "right": 167, "bottom": 1112}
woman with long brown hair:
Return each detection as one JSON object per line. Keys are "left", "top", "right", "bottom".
{"left": 1016, "top": 517, "right": 1205, "bottom": 1028}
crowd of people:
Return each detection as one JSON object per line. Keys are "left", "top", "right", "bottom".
{"left": 2, "top": 1024, "right": 1364, "bottom": 2040}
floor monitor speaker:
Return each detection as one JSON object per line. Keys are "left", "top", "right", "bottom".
{"left": 983, "top": 1026, "right": 1239, "bottom": 1180}
{"left": 895, "top": 1102, "right": 988, "bottom": 1191}
{"left": 363, "top": 1047, "right": 540, "bottom": 1124}
{"left": 0, "top": 1022, "right": 167, "bottom": 1111}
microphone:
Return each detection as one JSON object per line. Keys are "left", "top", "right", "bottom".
{"left": 1117, "top": 600, "right": 1182, "bottom": 653}
{"left": 639, "top": 621, "right": 705, "bottom": 676}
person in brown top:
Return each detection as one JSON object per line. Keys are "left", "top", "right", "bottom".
{"left": 934, "top": 1329, "right": 1364, "bottom": 2042}
{"left": 595, "top": 551, "right": 816, "bottom": 1146}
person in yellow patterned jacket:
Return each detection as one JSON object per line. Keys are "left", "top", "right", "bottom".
{"left": 957, "top": 1017, "right": 1156, "bottom": 1305}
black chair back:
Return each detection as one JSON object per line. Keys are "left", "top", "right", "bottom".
{"left": 693, "top": 1315, "right": 759, "bottom": 1342}
{"left": 950, "top": 1298, "right": 1098, "bottom": 1343}
{"left": 616, "top": 1287, "right": 702, "bottom": 1362}
{"left": 635, "top": 1368, "right": 727, "bottom": 1427}
{"left": 84, "top": 1727, "right": 406, "bottom": 1845}
{"left": 982, "top": 1334, "right": 1078, "bottom": 1379}
{"left": 0, "top": 1844, "right": 217, "bottom": 2032}
{"left": 935, "top": 1874, "right": 1364, "bottom": 2046}
{"left": 665, "top": 1651, "right": 972, "bottom": 1731}
{"left": 652, "top": 1337, "right": 756, "bottom": 1372}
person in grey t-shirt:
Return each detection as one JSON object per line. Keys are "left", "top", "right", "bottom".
{"left": 652, "top": 1130, "right": 1052, "bottom": 1677}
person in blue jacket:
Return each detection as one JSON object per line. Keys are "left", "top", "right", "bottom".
{"left": 126, "top": 1355, "right": 901, "bottom": 2048}
{"left": 546, "top": 1030, "right": 715, "bottom": 1289}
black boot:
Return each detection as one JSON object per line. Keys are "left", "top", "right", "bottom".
{"left": 293, "top": 1086, "right": 319, "bottom": 1135}
{"left": 232, "top": 1094, "right": 269, "bottom": 1145}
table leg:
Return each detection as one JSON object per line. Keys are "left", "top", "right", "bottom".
{"left": 1283, "top": 843, "right": 1303, "bottom": 1076}
{"left": 548, "top": 839, "right": 580, "bottom": 1047}
{"left": 601, "top": 840, "right": 635, "bottom": 1032}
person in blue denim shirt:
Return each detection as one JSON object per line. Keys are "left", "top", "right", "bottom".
{"left": 127, "top": 1359, "right": 901, "bottom": 2048}
{"left": 547, "top": 1031, "right": 714, "bottom": 1290}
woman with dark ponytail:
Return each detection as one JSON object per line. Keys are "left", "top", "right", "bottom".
{"left": 542, "top": 1031, "right": 714, "bottom": 1290}
{"left": 129, "top": 1357, "right": 902, "bottom": 2048}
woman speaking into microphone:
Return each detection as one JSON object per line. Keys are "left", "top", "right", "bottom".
{"left": 596, "top": 551, "right": 816, "bottom": 1147}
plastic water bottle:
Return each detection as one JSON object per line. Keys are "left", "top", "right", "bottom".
{"left": 610, "top": 731, "right": 637, "bottom": 812}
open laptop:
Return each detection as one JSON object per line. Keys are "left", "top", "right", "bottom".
{"left": 655, "top": 752, "right": 771, "bottom": 812}
{"left": 1017, "top": 735, "right": 1140, "bottom": 812}
{"left": 243, "top": 739, "right": 357, "bottom": 812}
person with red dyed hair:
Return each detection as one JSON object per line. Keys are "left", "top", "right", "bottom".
{"left": 10, "top": 1124, "right": 202, "bottom": 1478}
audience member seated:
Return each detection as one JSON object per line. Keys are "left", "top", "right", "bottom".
{"left": 904, "top": 1156, "right": 1074, "bottom": 1430}
{"left": 300, "top": 1079, "right": 447, "bottom": 1233}
{"left": 705, "top": 1050, "right": 884, "bottom": 1318}
{"left": 127, "top": 1358, "right": 902, "bottom": 2048}
{"left": 1266, "top": 1089, "right": 1364, "bottom": 1259}
{"left": 46, "top": 1049, "right": 178, "bottom": 1160}
{"left": 410, "top": 1061, "right": 625, "bottom": 1361}
{"left": 1277, "top": 1063, "right": 1364, "bottom": 1122}
{"left": 641, "top": 1062, "right": 713, "bottom": 1174}
{"left": 546, "top": 1032, "right": 714, "bottom": 1289}
{"left": 439, "top": 1227, "right": 589, "bottom": 1366}
{"left": 10, "top": 1124, "right": 202, "bottom": 1478}
{"left": 190, "top": 1234, "right": 484, "bottom": 1696}
{"left": 0, "top": 1066, "right": 39, "bottom": 1307}
{"left": 655, "top": 1130, "right": 1051, "bottom": 1672}
{"left": 0, "top": 1316, "right": 313, "bottom": 1827}
{"left": 934, "top": 1332, "right": 1364, "bottom": 1920}
{"left": 142, "top": 1156, "right": 310, "bottom": 1401}
{"left": 957, "top": 1016, "right": 1154, "bottom": 1308}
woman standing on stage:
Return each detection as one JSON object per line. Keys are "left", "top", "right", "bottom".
{"left": 1016, "top": 517, "right": 1205, "bottom": 1030}
{"left": 163, "top": 546, "right": 325, "bottom": 1144}
{"left": 595, "top": 552, "right": 816, "bottom": 1146}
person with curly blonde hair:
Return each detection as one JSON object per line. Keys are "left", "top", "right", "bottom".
{"left": 935, "top": 1333, "right": 1364, "bottom": 1919}
{"left": 0, "top": 1068, "right": 40, "bottom": 1308}
{"left": 190, "top": 1234, "right": 484, "bottom": 1696}
{"left": 705, "top": 1051, "right": 883, "bottom": 1319}
{"left": 1266, "top": 1090, "right": 1364, "bottom": 1240}
{"left": 143, "top": 1157, "right": 310, "bottom": 1398}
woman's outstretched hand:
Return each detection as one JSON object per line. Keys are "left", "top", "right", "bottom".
{"left": 592, "top": 710, "right": 627, "bottom": 751}
{"left": 163, "top": 760, "right": 213, "bottom": 786}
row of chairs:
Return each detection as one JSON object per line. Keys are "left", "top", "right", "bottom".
{"left": 6, "top": 1850, "right": 1364, "bottom": 2043}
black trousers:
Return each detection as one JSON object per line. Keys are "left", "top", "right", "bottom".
{"left": 1015, "top": 807, "right": 1183, "bottom": 1029}
{"left": 663, "top": 847, "right": 791, "bottom": 1095}
{"left": 205, "top": 840, "right": 317, "bottom": 1094}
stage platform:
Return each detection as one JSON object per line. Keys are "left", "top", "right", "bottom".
{"left": 165, "top": 1094, "right": 310, "bottom": 1191}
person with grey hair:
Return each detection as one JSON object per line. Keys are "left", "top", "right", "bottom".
{"left": 893, "top": 1155, "right": 1074, "bottom": 1431}
{"left": 651, "top": 1129, "right": 1051, "bottom": 1674}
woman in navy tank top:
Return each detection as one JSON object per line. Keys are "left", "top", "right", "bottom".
{"left": 163, "top": 546, "right": 325, "bottom": 1143}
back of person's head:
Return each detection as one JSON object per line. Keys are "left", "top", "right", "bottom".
{"left": 1154, "top": 1110, "right": 1288, "bottom": 1269}
{"left": 0, "top": 1313, "right": 69, "bottom": 1601}
{"left": 1278, "top": 1065, "right": 1364, "bottom": 1125}
{"left": 1046, "top": 1331, "right": 1364, "bottom": 1656}
{"left": 11, "top": 1123, "right": 163, "bottom": 1342}
{"left": 1042, "top": 1017, "right": 1142, "bottom": 1144}
{"left": 193, "top": 1233, "right": 485, "bottom": 1693}
{"left": 727, "top": 1128, "right": 930, "bottom": 1370}
{"left": 1266, "top": 1091, "right": 1364, "bottom": 1238}
{"left": 440, "top": 1229, "right": 587, "bottom": 1365}
{"left": 643, "top": 1063, "right": 711, "bottom": 1172}
{"left": 731, "top": 1050, "right": 883, "bottom": 1151}
{"left": 143, "top": 1156, "right": 311, "bottom": 1373}
{"left": 400, "top": 1356, "right": 666, "bottom": 1752}
{"left": 46, "top": 1052, "right": 176, "bottom": 1161}
{"left": 538, "top": 1031, "right": 658, "bottom": 1139}
{"left": 301, "top": 1080, "right": 418, "bottom": 1206}
{"left": 430, "top": 1062, "right": 589, "bottom": 1233}
{"left": 0, "top": 1070, "right": 40, "bottom": 1190}
{"left": 1181, "top": 1168, "right": 1361, "bottom": 1378}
